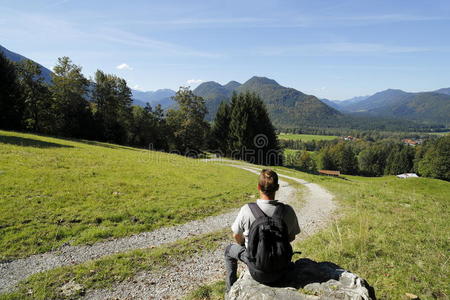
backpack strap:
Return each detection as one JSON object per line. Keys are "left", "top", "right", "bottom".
{"left": 272, "top": 202, "right": 285, "bottom": 218}
{"left": 248, "top": 203, "right": 266, "bottom": 219}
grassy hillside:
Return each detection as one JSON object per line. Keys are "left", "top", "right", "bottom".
{"left": 0, "top": 131, "right": 257, "bottom": 260}
{"left": 187, "top": 168, "right": 450, "bottom": 299}
{"left": 285, "top": 171, "right": 450, "bottom": 299}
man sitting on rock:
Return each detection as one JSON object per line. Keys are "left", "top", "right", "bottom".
{"left": 224, "top": 169, "right": 300, "bottom": 292}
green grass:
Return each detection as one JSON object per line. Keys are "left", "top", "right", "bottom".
{"left": 428, "top": 131, "right": 450, "bottom": 136}
{"left": 278, "top": 133, "right": 339, "bottom": 141}
{"left": 184, "top": 281, "right": 225, "bottom": 300}
{"left": 0, "top": 130, "right": 258, "bottom": 260}
{"left": 1, "top": 230, "right": 229, "bottom": 300}
{"left": 188, "top": 168, "right": 450, "bottom": 300}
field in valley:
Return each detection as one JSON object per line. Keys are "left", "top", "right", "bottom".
{"left": 278, "top": 133, "right": 339, "bottom": 141}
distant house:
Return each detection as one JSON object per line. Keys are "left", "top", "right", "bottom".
{"left": 396, "top": 173, "right": 419, "bottom": 179}
{"left": 319, "top": 170, "right": 341, "bottom": 177}
{"left": 343, "top": 136, "right": 355, "bottom": 141}
{"left": 402, "top": 138, "right": 422, "bottom": 146}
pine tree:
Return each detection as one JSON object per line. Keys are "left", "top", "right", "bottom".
{"left": 210, "top": 101, "right": 231, "bottom": 156}
{"left": 228, "top": 92, "right": 281, "bottom": 165}
{"left": 0, "top": 52, "right": 24, "bottom": 130}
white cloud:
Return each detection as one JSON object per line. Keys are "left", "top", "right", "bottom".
{"left": 116, "top": 63, "right": 133, "bottom": 70}
{"left": 186, "top": 79, "right": 203, "bottom": 85}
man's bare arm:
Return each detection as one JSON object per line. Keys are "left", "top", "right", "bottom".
{"left": 233, "top": 233, "right": 245, "bottom": 245}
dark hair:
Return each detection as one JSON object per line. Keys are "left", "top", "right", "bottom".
{"left": 258, "top": 169, "right": 279, "bottom": 195}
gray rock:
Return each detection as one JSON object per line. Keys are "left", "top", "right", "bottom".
{"left": 227, "top": 258, "right": 376, "bottom": 300}
{"left": 59, "top": 281, "right": 85, "bottom": 297}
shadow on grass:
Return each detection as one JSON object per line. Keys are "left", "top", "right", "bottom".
{"left": 77, "top": 139, "right": 144, "bottom": 152}
{"left": 0, "top": 135, "right": 74, "bottom": 148}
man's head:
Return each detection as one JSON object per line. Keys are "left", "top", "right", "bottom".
{"left": 258, "top": 169, "right": 279, "bottom": 199}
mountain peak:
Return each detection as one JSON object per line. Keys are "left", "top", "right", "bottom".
{"left": 245, "top": 76, "right": 280, "bottom": 86}
{"left": 224, "top": 80, "right": 241, "bottom": 90}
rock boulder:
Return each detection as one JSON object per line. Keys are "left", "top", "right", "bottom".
{"left": 227, "top": 258, "right": 376, "bottom": 300}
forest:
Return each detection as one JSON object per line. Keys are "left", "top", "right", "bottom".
{"left": 283, "top": 135, "right": 450, "bottom": 181}
{"left": 0, "top": 53, "right": 281, "bottom": 166}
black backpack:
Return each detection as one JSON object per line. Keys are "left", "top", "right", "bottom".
{"left": 246, "top": 202, "right": 294, "bottom": 284}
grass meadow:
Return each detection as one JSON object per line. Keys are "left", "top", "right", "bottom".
{"left": 0, "top": 130, "right": 257, "bottom": 260}
{"left": 278, "top": 133, "right": 339, "bottom": 141}
{"left": 1, "top": 130, "right": 448, "bottom": 299}
{"left": 187, "top": 168, "right": 450, "bottom": 299}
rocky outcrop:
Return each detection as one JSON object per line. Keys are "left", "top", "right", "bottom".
{"left": 227, "top": 258, "right": 376, "bottom": 300}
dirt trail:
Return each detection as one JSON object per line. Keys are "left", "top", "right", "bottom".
{"left": 0, "top": 164, "right": 336, "bottom": 299}
{"left": 84, "top": 165, "right": 336, "bottom": 299}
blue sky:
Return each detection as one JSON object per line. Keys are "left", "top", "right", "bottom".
{"left": 1, "top": 0, "right": 449, "bottom": 99}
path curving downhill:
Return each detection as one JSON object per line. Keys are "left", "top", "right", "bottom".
{"left": 83, "top": 165, "right": 336, "bottom": 299}
{"left": 0, "top": 163, "right": 336, "bottom": 299}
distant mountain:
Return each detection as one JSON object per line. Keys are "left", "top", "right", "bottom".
{"left": 0, "top": 44, "right": 53, "bottom": 83}
{"left": 366, "top": 92, "right": 450, "bottom": 124}
{"left": 224, "top": 80, "right": 241, "bottom": 90}
{"left": 193, "top": 81, "right": 241, "bottom": 118}
{"left": 131, "top": 88, "right": 176, "bottom": 108}
{"left": 434, "top": 88, "right": 450, "bottom": 96}
{"left": 341, "top": 89, "right": 411, "bottom": 112}
{"left": 236, "top": 76, "right": 341, "bottom": 128}
{"left": 195, "top": 76, "right": 341, "bottom": 127}
{"left": 319, "top": 98, "right": 340, "bottom": 110}
{"left": 339, "top": 89, "right": 450, "bottom": 124}
{"left": 334, "top": 95, "right": 370, "bottom": 110}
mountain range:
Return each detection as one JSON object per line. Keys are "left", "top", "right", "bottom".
{"left": 193, "top": 76, "right": 342, "bottom": 129}
{"left": 131, "top": 89, "right": 176, "bottom": 108}
{"left": 321, "top": 88, "right": 450, "bottom": 124}
{"left": 2, "top": 44, "right": 449, "bottom": 128}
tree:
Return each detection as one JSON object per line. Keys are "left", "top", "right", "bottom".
{"left": 418, "top": 136, "right": 450, "bottom": 181}
{"left": 16, "top": 59, "right": 52, "bottom": 132}
{"left": 385, "top": 145, "right": 414, "bottom": 175}
{"left": 129, "top": 104, "right": 169, "bottom": 150}
{"left": 166, "top": 87, "right": 209, "bottom": 154}
{"left": 228, "top": 92, "right": 282, "bottom": 165}
{"left": 318, "top": 142, "right": 357, "bottom": 174}
{"left": 295, "top": 151, "right": 316, "bottom": 172}
{"left": 0, "top": 52, "right": 24, "bottom": 130}
{"left": 92, "top": 70, "right": 133, "bottom": 144}
{"left": 357, "top": 143, "right": 391, "bottom": 176}
{"left": 50, "top": 57, "right": 92, "bottom": 137}
{"left": 209, "top": 101, "right": 231, "bottom": 156}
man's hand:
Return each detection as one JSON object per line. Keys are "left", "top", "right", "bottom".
{"left": 233, "top": 233, "right": 245, "bottom": 246}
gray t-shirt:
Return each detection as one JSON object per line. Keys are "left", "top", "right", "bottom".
{"left": 231, "top": 199, "right": 301, "bottom": 247}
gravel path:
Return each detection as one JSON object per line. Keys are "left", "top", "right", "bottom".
{"left": 83, "top": 165, "right": 336, "bottom": 299}
{"left": 0, "top": 164, "right": 336, "bottom": 299}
